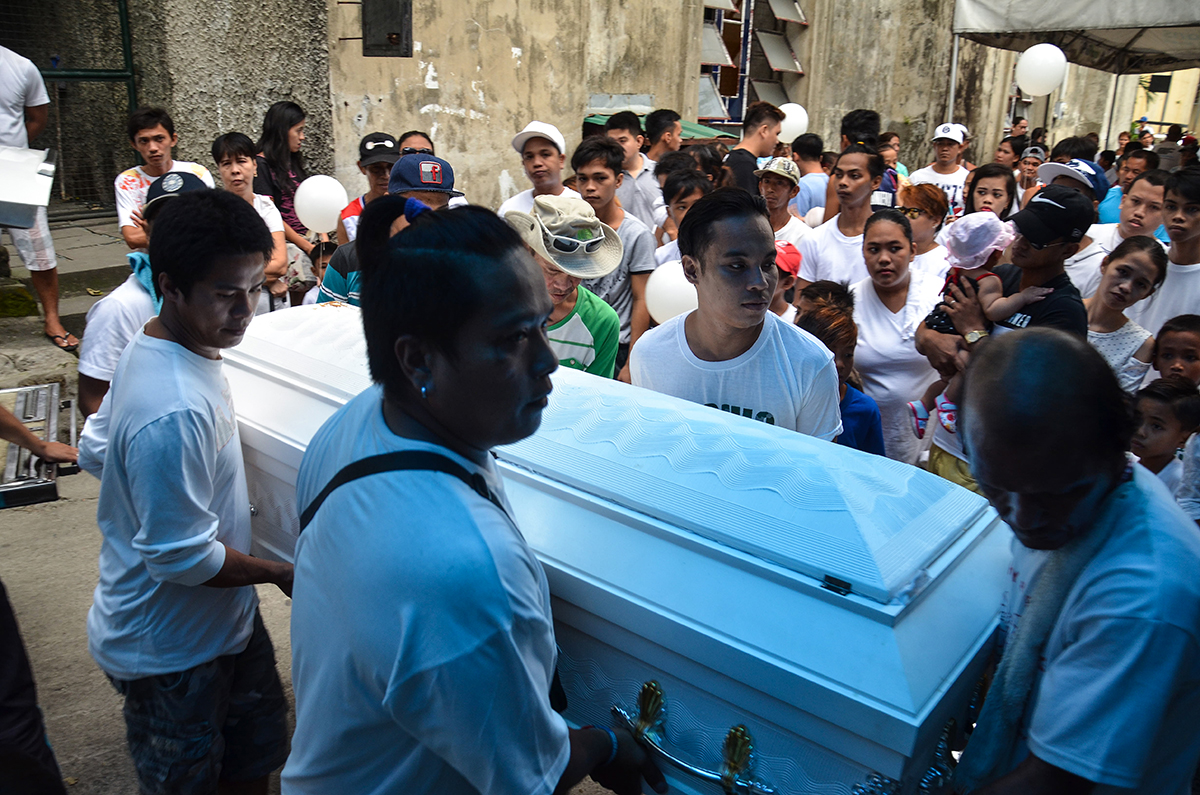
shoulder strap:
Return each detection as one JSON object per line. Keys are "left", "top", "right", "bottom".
{"left": 298, "top": 450, "right": 506, "bottom": 532}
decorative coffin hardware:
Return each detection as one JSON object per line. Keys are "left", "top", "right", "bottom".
{"left": 224, "top": 305, "right": 1013, "bottom": 794}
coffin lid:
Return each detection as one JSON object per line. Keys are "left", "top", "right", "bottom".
{"left": 231, "top": 304, "right": 990, "bottom": 604}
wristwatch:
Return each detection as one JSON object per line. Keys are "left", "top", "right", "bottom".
{"left": 963, "top": 329, "right": 989, "bottom": 345}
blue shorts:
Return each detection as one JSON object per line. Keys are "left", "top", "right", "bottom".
{"left": 108, "top": 611, "right": 288, "bottom": 795}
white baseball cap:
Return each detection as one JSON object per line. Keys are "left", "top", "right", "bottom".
{"left": 931, "top": 123, "right": 966, "bottom": 144}
{"left": 511, "top": 121, "right": 567, "bottom": 155}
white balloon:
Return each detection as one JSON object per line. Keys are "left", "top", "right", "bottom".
{"left": 645, "top": 260, "right": 698, "bottom": 324}
{"left": 293, "top": 175, "right": 349, "bottom": 233}
{"left": 1015, "top": 43, "right": 1068, "bottom": 98}
{"left": 778, "top": 103, "right": 809, "bottom": 141}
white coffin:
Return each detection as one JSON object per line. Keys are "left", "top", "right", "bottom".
{"left": 225, "top": 304, "right": 1011, "bottom": 795}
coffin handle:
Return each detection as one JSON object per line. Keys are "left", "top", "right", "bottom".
{"left": 611, "top": 681, "right": 776, "bottom": 795}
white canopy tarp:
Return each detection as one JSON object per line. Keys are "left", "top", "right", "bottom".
{"left": 953, "top": 0, "right": 1200, "bottom": 73}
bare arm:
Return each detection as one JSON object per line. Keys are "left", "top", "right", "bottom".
{"left": 25, "top": 103, "right": 49, "bottom": 143}
{"left": 121, "top": 208, "right": 150, "bottom": 250}
{"left": 915, "top": 322, "right": 967, "bottom": 372}
{"left": 284, "top": 223, "right": 314, "bottom": 255}
{"left": 0, "top": 404, "right": 77, "bottom": 463}
{"left": 982, "top": 281, "right": 1052, "bottom": 322}
{"left": 336, "top": 218, "right": 350, "bottom": 246}
{"left": 78, "top": 373, "right": 110, "bottom": 418}
{"left": 629, "top": 272, "right": 652, "bottom": 347}
{"left": 823, "top": 174, "right": 840, "bottom": 219}
{"left": 969, "top": 753, "right": 1095, "bottom": 795}
{"left": 203, "top": 545, "right": 293, "bottom": 597}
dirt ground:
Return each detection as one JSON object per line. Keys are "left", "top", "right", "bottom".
{"left": 2, "top": 471, "right": 606, "bottom": 794}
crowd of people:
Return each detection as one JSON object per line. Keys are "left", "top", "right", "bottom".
{"left": 3, "top": 36, "right": 1200, "bottom": 794}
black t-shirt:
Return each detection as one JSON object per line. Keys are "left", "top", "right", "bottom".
{"left": 724, "top": 148, "right": 761, "bottom": 195}
{"left": 992, "top": 263, "right": 1087, "bottom": 337}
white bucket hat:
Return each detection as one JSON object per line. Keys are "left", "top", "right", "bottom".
{"left": 504, "top": 195, "right": 623, "bottom": 280}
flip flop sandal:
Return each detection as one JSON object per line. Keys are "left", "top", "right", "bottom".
{"left": 46, "top": 333, "right": 79, "bottom": 352}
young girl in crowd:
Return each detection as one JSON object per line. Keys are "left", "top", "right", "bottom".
{"left": 255, "top": 101, "right": 312, "bottom": 255}
{"left": 1130, "top": 376, "right": 1200, "bottom": 495}
{"left": 963, "top": 162, "right": 1018, "bottom": 221}
{"left": 908, "top": 212, "right": 1048, "bottom": 435}
{"left": 794, "top": 294, "right": 886, "bottom": 456}
{"left": 1084, "top": 236, "right": 1168, "bottom": 391}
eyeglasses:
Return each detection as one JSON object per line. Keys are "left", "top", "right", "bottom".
{"left": 543, "top": 227, "right": 604, "bottom": 254}
{"left": 895, "top": 207, "right": 927, "bottom": 219}
{"left": 401, "top": 147, "right": 434, "bottom": 156}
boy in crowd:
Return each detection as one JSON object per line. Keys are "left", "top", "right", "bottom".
{"left": 606, "top": 111, "right": 667, "bottom": 230}
{"left": 0, "top": 44, "right": 76, "bottom": 351}
{"left": 756, "top": 157, "right": 810, "bottom": 247}
{"left": 497, "top": 121, "right": 580, "bottom": 216}
{"left": 115, "top": 107, "right": 215, "bottom": 251}
{"left": 302, "top": 241, "right": 336, "bottom": 305}
{"left": 1097, "top": 148, "right": 1160, "bottom": 223}
{"left": 797, "top": 145, "right": 881, "bottom": 288}
{"left": 655, "top": 169, "right": 712, "bottom": 265}
{"left": 789, "top": 133, "right": 828, "bottom": 217}
{"left": 908, "top": 123, "right": 970, "bottom": 219}
{"left": 770, "top": 240, "right": 801, "bottom": 324}
{"left": 320, "top": 154, "right": 461, "bottom": 306}
{"left": 505, "top": 195, "right": 622, "bottom": 377}
{"left": 337, "top": 132, "right": 400, "bottom": 244}
{"left": 820, "top": 109, "right": 883, "bottom": 219}
{"left": 645, "top": 108, "right": 683, "bottom": 163}
{"left": 724, "top": 101, "right": 785, "bottom": 194}
{"left": 1130, "top": 376, "right": 1199, "bottom": 494}
{"left": 1088, "top": 170, "right": 1168, "bottom": 255}
{"left": 631, "top": 188, "right": 842, "bottom": 439}
{"left": 77, "top": 172, "right": 210, "bottom": 416}
{"left": 571, "top": 136, "right": 658, "bottom": 381}
{"left": 79, "top": 190, "right": 292, "bottom": 793}
{"left": 1127, "top": 169, "right": 1200, "bottom": 343}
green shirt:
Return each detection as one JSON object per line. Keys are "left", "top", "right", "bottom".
{"left": 548, "top": 286, "right": 620, "bottom": 378}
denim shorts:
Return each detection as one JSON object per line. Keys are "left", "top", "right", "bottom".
{"left": 108, "top": 611, "right": 288, "bottom": 795}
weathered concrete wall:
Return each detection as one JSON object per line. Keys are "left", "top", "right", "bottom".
{"left": 326, "top": 0, "right": 703, "bottom": 208}
{"left": 126, "top": 0, "right": 334, "bottom": 177}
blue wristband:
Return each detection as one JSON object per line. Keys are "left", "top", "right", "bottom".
{"left": 582, "top": 725, "right": 619, "bottom": 767}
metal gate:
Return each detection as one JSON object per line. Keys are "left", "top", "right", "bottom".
{"left": 0, "top": 0, "right": 137, "bottom": 221}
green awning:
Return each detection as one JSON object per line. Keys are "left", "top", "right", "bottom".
{"left": 584, "top": 114, "right": 736, "bottom": 140}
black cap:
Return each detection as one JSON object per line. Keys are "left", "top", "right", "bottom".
{"left": 142, "top": 172, "right": 210, "bottom": 221}
{"left": 359, "top": 132, "right": 400, "bottom": 166}
{"left": 1009, "top": 184, "right": 1095, "bottom": 247}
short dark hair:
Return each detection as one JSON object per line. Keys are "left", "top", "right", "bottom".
{"left": 1105, "top": 235, "right": 1169, "bottom": 287}
{"left": 645, "top": 109, "right": 681, "bottom": 144}
{"left": 397, "top": 130, "right": 435, "bottom": 152}
{"left": 1124, "top": 148, "right": 1160, "bottom": 169}
{"left": 357, "top": 200, "right": 526, "bottom": 397}
{"left": 1098, "top": 149, "right": 1117, "bottom": 169}
{"left": 1124, "top": 140, "right": 1145, "bottom": 154}
{"left": 1001, "top": 135, "right": 1028, "bottom": 155}
{"left": 1167, "top": 124, "right": 1184, "bottom": 140}
{"left": 689, "top": 144, "right": 725, "bottom": 183}
{"left": 1165, "top": 168, "right": 1200, "bottom": 205}
{"left": 965, "top": 163, "right": 1018, "bottom": 220}
{"left": 840, "top": 109, "right": 880, "bottom": 149}
{"left": 791, "top": 133, "right": 823, "bottom": 161}
{"left": 820, "top": 151, "right": 838, "bottom": 171}
{"left": 1127, "top": 168, "right": 1169, "bottom": 195}
{"left": 571, "top": 136, "right": 625, "bottom": 176}
{"left": 1137, "top": 376, "right": 1200, "bottom": 433}
{"left": 211, "top": 132, "right": 257, "bottom": 164}
{"left": 678, "top": 187, "right": 768, "bottom": 261}
{"left": 963, "top": 328, "right": 1135, "bottom": 463}
{"left": 864, "top": 208, "right": 913, "bottom": 244}
{"left": 795, "top": 304, "right": 858, "bottom": 357}
{"left": 1050, "top": 136, "right": 1098, "bottom": 162}
{"left": 663, "top": 169, "right": 713, "bottom": 206}
{"left": 309, "top": 240, "right": 338, "bottom": 266}
{"left": 743, "top": 101, "right": 785, "bottom": 133}
{"left": 604, "top": 111, "right": 644, "bottom": 139}
{"left": 128, "top": 107, "right": 174, "bottom": 142}
{"left": 1156, "top": 314, "right": 1200, "bottom": 344}
{"left": 879, "top": 131, "right": 900, "bottom": 145}
{"left": 148, "top": 190, "right": 273, "bottom": 300}
{"left": 654, "top": 151, "right": 698, "bottom": 180}
{"left": 834, "top": 143, "right": 884, "bottom": 179}
{"left": 799, "top": 280, "right": 855, "bottom": 313}
{"left": 1013, "top": 116, "right": 1026, "bottom": 125}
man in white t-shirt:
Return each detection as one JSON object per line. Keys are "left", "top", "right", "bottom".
{"left": 78, "top": 190, "right": 292, "bottom": 792}
{"left": 0, "top": 45, "right": 77, "bottom": 351}
{"left": 908, "top": 123, "right": 970, "bottom": 219}
{"left": 631, "top": 188, "right": 842, "bottom": 439}
{"left": 1087, "top": 169, "right": 1168, "bottom": 256}
{"left": 954, "top": 329, "right": 1200, "bottom": 794}
{"left": 1127, "top": 169, "right": 1200, "bottom": 340}
{"left": 115, "top": 107, "right": 214, "bottom": 251}
{"left": 796, "top": 145, "right": 881, "bottom": 288}
{"left": 755, "top": 156, "right": 810, "bottom": 248}
{"left": 496, "top": 121, "right": 581, "bottom": 217}
{"left": 77, "top": 172, "right": 210, "bottom": 416}
{"left": 606, "top": 111, "right": 667, "bottom": 230}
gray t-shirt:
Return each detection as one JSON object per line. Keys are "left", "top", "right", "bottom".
{"left": 582, "top": 211, "right": 657, "bottom": 344}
